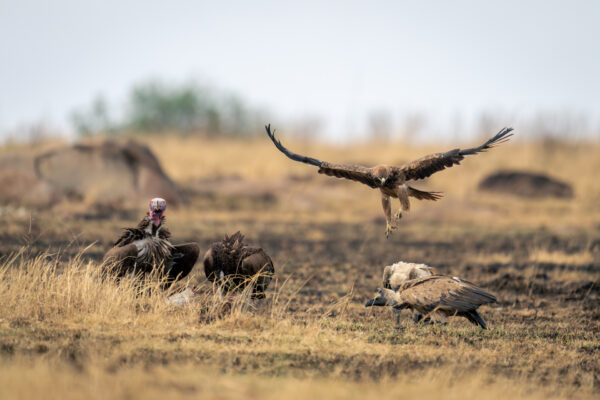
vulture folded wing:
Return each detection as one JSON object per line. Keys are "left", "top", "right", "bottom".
{"left": 102, "top": 243, "right": 138, "bottom": 276}
{"left": 113, "top": 228, "right": 144, "bottom": 247}
{"left": 438, "top": 278, "right": 497, "bottom": 312}
{"left": 397, "top": 276, "right": 445, "bottom": 311}
{"left": 103, "top": 243, "right": 138, "bottom": 263}
{"left": 397, "top": 127, "right": 513, "bottom": 181}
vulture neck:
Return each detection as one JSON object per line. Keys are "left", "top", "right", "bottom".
{"left": 382, "top": 288, "right": 404, "bottom": 307}
{"left": 143, "top": 214, "right": 164, "bottom": 237}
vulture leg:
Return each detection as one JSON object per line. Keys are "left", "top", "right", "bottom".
{"left": 381, "top": 192, "right": 396, "bottom": 238}
{"left": 394, "top": 185, "right": 410, "bottom": 220}
{"left": 412, "top": 310, "right": 425, "bottom": 324}
{"left": 393, "top": 308, "right": 401, "bottom": 327}
{"left": 162, "top": 243, "right": 200, "bottom": 289}
{"left": 102, "top": 243, "right": 138, "bottom": 277}
{"left": 412, "top": 311, "right": 438, "bottom": 325}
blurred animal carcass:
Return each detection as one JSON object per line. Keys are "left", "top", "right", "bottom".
{"left": 0, "top": 138, "right": 182, "bottom": 210}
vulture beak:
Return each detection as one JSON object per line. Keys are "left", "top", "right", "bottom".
{"left": 149, "top": 197, "right": 167, "bottom": 226}
{"left": 365, "top": 289, "right": 388, "bottom": 307}
{"left": 364, "top": 297, "right": 388, "bottom": 307}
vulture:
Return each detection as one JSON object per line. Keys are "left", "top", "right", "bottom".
{"left": 203, "top": 231, "right": 274, "bottom": 299}
{"left": 381, "top": 261, "right": 436, "bottom": 325}
{"left": 365, "top": 275, "right": 497, "bottom": 329}
{"left": 382, "top": 261, "right": 436, "bottom": 289}
{"left": 265, "top": 124, "right": 513, "bottom": 237}
{"left": 102, "top": 198, "right": 199, "bottom": 288}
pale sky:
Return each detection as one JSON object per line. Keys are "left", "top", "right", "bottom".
{"left": 1, "top": 0, "right": 599, "bottom": 140}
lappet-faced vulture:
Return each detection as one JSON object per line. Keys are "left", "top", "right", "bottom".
{"left": 103, "top": 198, "right": 199, "bottom": 289}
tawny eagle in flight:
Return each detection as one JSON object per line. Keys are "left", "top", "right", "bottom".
{"left": 265, "top": 124, "right": 513, "bottom": 237}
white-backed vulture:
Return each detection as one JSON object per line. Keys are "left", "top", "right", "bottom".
{"left": 365, "top": 275, "right": 497, "bottom": 329}
{"left": 382, "top": 261, "right": 436, "bottom": 289}
{"left": 381, "top": 261, "right": 436, "bottom": 325}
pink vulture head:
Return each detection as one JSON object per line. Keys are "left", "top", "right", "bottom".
{"left": 149, "top": 197, "right": 167, "bottom": 226}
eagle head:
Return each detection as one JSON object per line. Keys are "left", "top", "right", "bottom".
{"left": 372, "top": 165, "right": 390, "bottom": 185}
{"left": 149, "top": 197, "right": 167, "bottom": 226}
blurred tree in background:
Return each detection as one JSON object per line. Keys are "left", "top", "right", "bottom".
{"left": 71, "top": 79, "right": 267, "bottom": 138}
{"left": 71, "top": 96, "right": 116, "bottom": 137}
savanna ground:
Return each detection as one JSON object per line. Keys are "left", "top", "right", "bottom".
{"left": 0, "top": 135, "right": 599, "bottom": 399}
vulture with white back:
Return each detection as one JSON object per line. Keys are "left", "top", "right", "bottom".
{"left": 365, "top": 275, "right": 497, "bottom": 329}
{"left": 381, "top": 261, "right": 436, "bottom": 325}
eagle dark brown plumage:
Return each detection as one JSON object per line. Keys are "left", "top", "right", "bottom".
{"left": 203, "top": 231, "right": 274, "bottom": 299}
{"left": 265, "top": 124, "right": 513, "bottom": 237}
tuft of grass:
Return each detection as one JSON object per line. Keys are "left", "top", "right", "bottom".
{"left": 0, "top": 247, "right": 598, "bottom": 399}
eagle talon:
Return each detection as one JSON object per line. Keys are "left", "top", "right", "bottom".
{"left": 264, "top": 125, "right": 514, "bottom": 235}
{"left": 385, "top": 223, "right": 397, "bottom": 238}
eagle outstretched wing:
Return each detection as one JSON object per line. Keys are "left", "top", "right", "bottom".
{"left": 265, "top": 124, "right": 379, "bottom": 188}
{"left": 396, "top": 127, "right": 513, "bottom": 181}
{"left": 265, "top": 124, "right": 322, "bottom": 167}
{"left": 317, "top": 162, "right": 379, "bottom": 188}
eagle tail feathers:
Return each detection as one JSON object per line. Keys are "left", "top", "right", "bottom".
{"left": 408, "top": 186, "right": 443, "bottom": 201}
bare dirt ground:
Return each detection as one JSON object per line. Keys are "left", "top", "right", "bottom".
{"left": 0, "top": 137, "right": 599, "bottom": 399}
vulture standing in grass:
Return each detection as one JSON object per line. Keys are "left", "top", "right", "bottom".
{"left": 365, "top": 275, "right": 497, "bottom": 329}
{"left": 265, "top": 124, "right": 513, "bottom": 237}
{"left": 382, "top": 261, "right": 436, "bottom": 325}
{"left": 203, "top": 231, "right": 274, "bottom": 299}
{"left": 103, "top": 198, "right": 199, "bottom": 288}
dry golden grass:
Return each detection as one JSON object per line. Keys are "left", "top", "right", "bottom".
{"left": 0, "top": 248, "right": 598, "bottom": 399}
{"left": 1, "top": 136, "right": 599, "bottom": 399}
{"left": 0, "top": 360, "right": 585, "bottom": 400}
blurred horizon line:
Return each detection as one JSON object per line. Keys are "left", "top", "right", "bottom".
{"left": 2, "top": 76, "right": 599, "bottom": 145}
